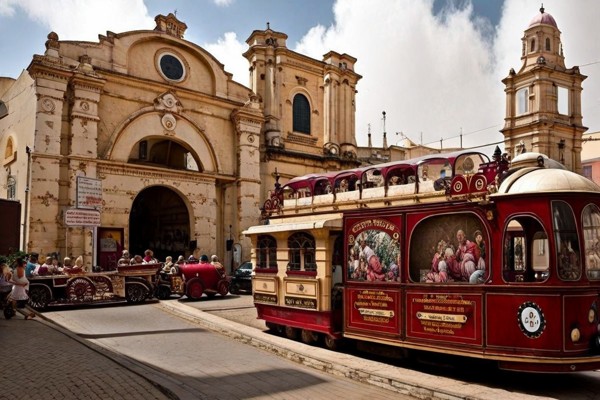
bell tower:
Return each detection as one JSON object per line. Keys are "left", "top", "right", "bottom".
{"left": 501, "top": 6, "right": 587, "bottom": 172}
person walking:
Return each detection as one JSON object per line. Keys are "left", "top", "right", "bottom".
{"left": 9, "top": 258, "right": 35, "bottom": 320}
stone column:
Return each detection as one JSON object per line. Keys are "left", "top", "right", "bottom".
{"left": 231, "top": 97, "right": 264, "bottom": 259}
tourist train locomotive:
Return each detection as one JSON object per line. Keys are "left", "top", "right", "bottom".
{"left": 244, "top": 148, "right": 600, "bottom": 372}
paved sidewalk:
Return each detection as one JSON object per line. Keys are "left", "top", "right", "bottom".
{"left": 159, "top": 301, "right": 551, "bottom": 400}
{"left": 1, "top": 303, "right": 552, "bottom": 400}
{"left": 0, "top": 310, "right": 174, "bottom": 400}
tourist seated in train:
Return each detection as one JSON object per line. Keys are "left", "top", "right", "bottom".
{"left": 337, "top": 178, "right": 349, "bottom": 193}
{"left": 130, "top": 255, "right": 144, "bottom": 265}
{"left": 162, "top": 256, "right": 174, "bottom": 273}
{"left": 143, "top": 249, "right": 158, "bottom": 264}
{"left": 315, "top": 180, "right": 332, "bottom": 195}
{"left": 199, "top": 254, "right": 210, "bottom": 264}
{"left": 388, "top": 175, "right": 402, "bottom": 186}
{"left": 51, "top": 256, "right": 62, "bottom": 274}
{"left": 118, "top": 249, "right": 131, "bottom": 266}
{"left": 211, "top": 255, "right": 226, "bottom": 278}
{"left": 64, "top": 256, "right": 86, "bottom": 275}
{"left": 25, "top": 253, "right": 39, "bottom": 278}
{"left": 176, "top": 255, "right": 185, "bottom": 264}
{"left": 34, "top": 256, "right": 53, "bottom": 276}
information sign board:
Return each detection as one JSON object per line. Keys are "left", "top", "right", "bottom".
{"left": 65, "top": 208, "right": 101, "bottom": 227}
{"left": 77, "top": 176, "right": 102, "bottom": 209}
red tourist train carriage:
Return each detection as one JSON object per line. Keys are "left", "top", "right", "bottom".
{"left": 244, "top": 148, "right": 600, "bottom": 372}
{"left": 28, "top": 263, "right": 159, "bottom": 309}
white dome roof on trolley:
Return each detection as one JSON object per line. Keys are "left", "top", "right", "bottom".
{"left": 496, "top": 153, "right": 600, "bottom": 195}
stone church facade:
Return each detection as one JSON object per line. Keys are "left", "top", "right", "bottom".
{"left": 0, "top": 14, "right": 361, "bottom": 269}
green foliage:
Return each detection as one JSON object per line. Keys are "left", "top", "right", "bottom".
{"left": 0, "top": 250, "right": 27, "bottom": 268}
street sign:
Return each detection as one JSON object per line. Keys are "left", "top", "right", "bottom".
{"left": 65, "top": 208, "right": 101, "bottom": 227}
{"left": 77, "top": 176, "right": 102, "bottom": 209}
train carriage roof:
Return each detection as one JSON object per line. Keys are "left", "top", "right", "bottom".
{"left": 282, "top": 150, "right": 490, "bottom": 192}
{"left": 496, "top": 153, "right": 600, "bottom": 195}
{"left": 496, "top": 167, "right": 600, "bottom": 194}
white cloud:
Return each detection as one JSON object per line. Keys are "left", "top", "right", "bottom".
{"left": 213, "top": 0, "right": 234, "bottom": 6}
{"left": 294, "top": 0, "right": 503, "bottom": 149}
{"left": 291, "top": 0, "right": 600, "bottom": 149}
{"left": 6, "top": 0, "right": 153, "bottom": 40}
{"left": 0, "top": 0, "right": 18, "bottom": 17}
{"left": 203, "top": 32, "right": 249, "bottom": 87}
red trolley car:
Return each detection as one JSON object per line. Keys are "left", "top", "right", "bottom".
{"left": 244, "top": 148, "right": 600, "bottom": 372}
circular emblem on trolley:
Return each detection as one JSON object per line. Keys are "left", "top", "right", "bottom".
{"left": 474, "top": 177, "right": 485, "bottom": 191}
{"left": 517, "top": 301, "right": 546, "bottom": 338}
{"left": 453, "top": 181, "right": 463, "bottom": 192}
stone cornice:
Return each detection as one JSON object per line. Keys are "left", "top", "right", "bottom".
{"left": 96, "top": 160, "right": 236, "bottom": 183}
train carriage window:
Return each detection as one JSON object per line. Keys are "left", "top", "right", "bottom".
{"left": 287, "top": 232, "right": 316, "bottom": 271}
{"left": 582, "top": 204, "right": 600, "bottom": 280}
{"left": 257, "top": 235, "right": 277, "bottom": 270}
{"left": 552, "top": 201, "right": 582, "bottom": 281}
{"left": 503, "top": 218, "right": 549, "bottom": 283}
{"left": 409, "top": 213, "right": 487, "bottom": 284}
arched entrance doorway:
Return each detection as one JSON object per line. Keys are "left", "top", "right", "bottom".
{"left": 129, "top": 186, "right": 190, "bottom": 261}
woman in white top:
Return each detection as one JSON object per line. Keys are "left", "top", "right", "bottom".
{"left": 9, "top": 258, "right": 35, "bottom": 319}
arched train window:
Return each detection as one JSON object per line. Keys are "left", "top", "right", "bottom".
{"left": 553, "top": 200, "right": 581, "bottom": 281}
{"left": 257, "top": 235, "right": 277, "bottom": 269}
{"left": 287, "top": 232, "right": 315, "bottom": 271}
{"left": 582, "top": 204, "right": 600, "bottom": 280}
{"left": 293, "top": 94, "right": 311, "bottom": 134}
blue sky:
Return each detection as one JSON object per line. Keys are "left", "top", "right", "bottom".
{"left": 1, "top": 0, "right": 598, "bottom": 152}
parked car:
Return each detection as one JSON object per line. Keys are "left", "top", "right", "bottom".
{"left": 230, "top": 261, "right": 252, "bottom": 294}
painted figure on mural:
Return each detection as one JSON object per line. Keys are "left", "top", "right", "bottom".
{"left": 427, "top": 229, "right": 486, "bottom": 283}
{"left": 360, "top": 239, "right": 386, "bottom": 282}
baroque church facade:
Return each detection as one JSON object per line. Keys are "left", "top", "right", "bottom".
{"left": 0, "top": 14, "right": 361, "bottom": 269}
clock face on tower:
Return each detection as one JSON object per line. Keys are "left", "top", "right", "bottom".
{"left": 158, "top": 53, "right": 186, "bottom": 82}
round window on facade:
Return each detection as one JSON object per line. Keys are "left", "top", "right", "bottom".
{"left": 157, "top": 53, "right": 186, "bottom": 82}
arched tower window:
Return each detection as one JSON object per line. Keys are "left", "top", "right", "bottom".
{"left": 517, "top": 87, "right": 529, "bottom": 115}
{"left": 530, "top": 38, "right": 536, "bottom": 52}
{"left": 545, "top": 37, "right": 551, "bottom": 51}
{"left": 287, "top": 232, "right": 315, "bottom": 271}
{"left": 293, "top": 94, "right": 311, "bottom": 134}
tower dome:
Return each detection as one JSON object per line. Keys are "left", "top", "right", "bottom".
{"left": 528, "top": 6, "right": 558, "bottom": 28}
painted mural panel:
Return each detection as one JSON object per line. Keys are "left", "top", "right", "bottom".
{"left": 408, "top": 212, "right": 488, "bottom": 284}
{"left": 346, "top": 216, "right": 402, "bottom": 283}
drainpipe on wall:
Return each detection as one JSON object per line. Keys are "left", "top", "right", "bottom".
{"left": 22, "top": 145, "right": 32, "bottom": 251}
